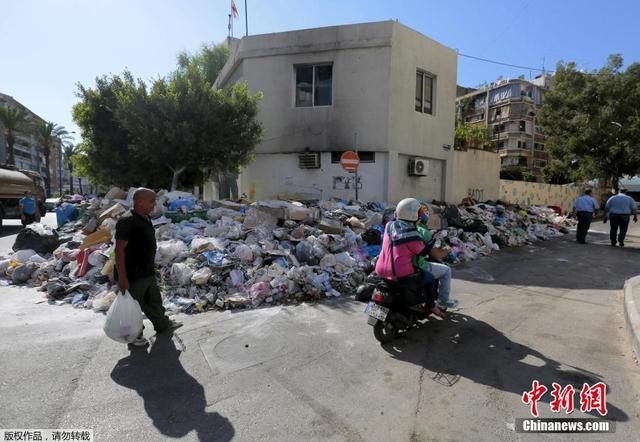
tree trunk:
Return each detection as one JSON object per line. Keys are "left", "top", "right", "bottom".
{"left": 68, "top": 167, "right": 74, "bottom": 194}
{"left": 78, "top": 177, "right": 83, "bottom": 194}
{"left": 6, "top": 136, "right": 15, "bottom": 166}
{"left": 169, "top": 165, "right": 187, "bottom": 191}
{"left": 44, "top": 148, "right": 52, "bottom": 197}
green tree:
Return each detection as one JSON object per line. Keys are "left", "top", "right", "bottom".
{"left": 538, "top": 55, "right": 640, "bottom": 190}
{"left": 62, "top": 143, "right": 79, "bottom": 194}
{"left": 177, "top": 43, "right": 230, "bottom": 85}
{"left": 73, "top": 72, "right": 152, "bottom": 187}
{"left": 455, "top": 120, "right": 495, "bottom": 151}
{"left": 116, "top": 65, "right": 263, "bottom": 189}
{"left": 0, "top": 105, "right": 31, "bottom": 166}
{"left": 35, "top": 121, "right": 70, "bottom": 196}
{"left": 73, "top": 51, "right": 263, "bottom": 190}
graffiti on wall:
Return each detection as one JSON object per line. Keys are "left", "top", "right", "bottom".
{"left": 467, "top": 188, "right": 484, "bottom": 201}
{"left": 333, "top": 176, "right": 362, "bottom": 190}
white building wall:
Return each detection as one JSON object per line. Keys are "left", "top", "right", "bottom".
{"left": 239, "top": 152, "right": 388, "bottom": 202}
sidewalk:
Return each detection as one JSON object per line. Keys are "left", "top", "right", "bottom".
{"left": 624, "top": 277, "right": 640, "bottom": 361}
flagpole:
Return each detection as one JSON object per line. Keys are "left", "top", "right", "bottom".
{"left": 227, "top": 14, "right": 231, "bottom": 42}
{"left": 245, "top": 0, "right": 248, "bottom": 36}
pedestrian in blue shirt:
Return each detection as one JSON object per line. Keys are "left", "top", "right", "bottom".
{"left": 19, "top": 191, "right": 38, "bottom": 227}
{"left": 572, "top": 189, "right": 599, "bottom": 244}
{"left": 604, "top": 188, "right": 637, "bottom": 247}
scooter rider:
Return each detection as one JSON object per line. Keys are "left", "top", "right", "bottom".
{"left": 414, "top": 205, "right": 459, "bottom": 309}
{"left": 374, "top": 198, "right": 446, "bottom": 318}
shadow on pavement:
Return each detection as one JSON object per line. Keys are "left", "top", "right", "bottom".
{"left": 454, "top": 234, "right": 640, "bottom": 291}
{"left": 111, "top": 333, "right": 235, "bottom": 442}
{"left": 383, "top": 313, "right": 629, "bottom": 422}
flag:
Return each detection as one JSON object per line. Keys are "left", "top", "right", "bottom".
{"left": 231, "top": 0, "right": 239, "bottom": 19}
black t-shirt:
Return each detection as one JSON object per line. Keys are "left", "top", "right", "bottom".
{"left": 115, "top": 210, "right": 157, "bottom": 282}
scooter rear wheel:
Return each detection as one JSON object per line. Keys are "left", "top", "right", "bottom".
{"left": 373, "top": 320, "right": 398, "bottom": 344}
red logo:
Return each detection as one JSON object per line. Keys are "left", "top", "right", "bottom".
{"left": 522, "top": 380, "right": 548, "bottom": 417}
{"left": 521, "top": 381, "right": 607, "bottom": 417}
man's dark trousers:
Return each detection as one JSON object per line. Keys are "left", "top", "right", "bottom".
{"left": 128, "top": 275, "right": 170, "bottom": 332}
{"left": 609, "top": 214, "right": 631, "bottom": 245}
{"left": 576, "top": 211, "right": 593, "bottom": 243}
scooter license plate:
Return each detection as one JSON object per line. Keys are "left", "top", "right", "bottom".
{"left": 365, "top": 302, "right": 389, "bottom": 321}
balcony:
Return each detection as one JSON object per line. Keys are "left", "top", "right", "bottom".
{"left": 498, "top": 148, "right": 532, "bottom": 157}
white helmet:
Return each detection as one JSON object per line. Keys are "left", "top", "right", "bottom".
{"left": 395, "top": 198, "right": 421, "bottom": 221}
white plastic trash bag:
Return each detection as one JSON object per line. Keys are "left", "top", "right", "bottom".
{"left": 103, "top": 291, "right": 143, "bottom": 343}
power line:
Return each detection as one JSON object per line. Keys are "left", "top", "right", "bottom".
{"left": 457, "top": 51, "right": 552, "bottom": 73}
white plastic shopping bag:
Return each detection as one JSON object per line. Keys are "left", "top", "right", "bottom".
{"left": 103, "top": 290, "right": 143, "bottom": 343}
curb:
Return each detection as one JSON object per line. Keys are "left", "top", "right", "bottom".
{"left": 623, "top": 276, "right": 640, "bottom": 362}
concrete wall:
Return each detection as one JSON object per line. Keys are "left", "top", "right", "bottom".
{"left": 499, "top": 180, "right": 608, "bottom": 213}
{"left": 239, "top": 152, "right": 388, "bottom": 202}
{"left": 386, "top": 23, "right": 457, "bottom": 201}
{"left": 385, "top": 153, "right": 444, "bottom": 203}
{"left": 218, "top": 22, "right": 393, "bottom": 154}
{"left": 450, "top": 150, "right": 500, "bottom": 203}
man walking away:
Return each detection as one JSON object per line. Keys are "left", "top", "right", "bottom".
{"left": 604, "top": 188, "right": 638, "bottom": 247}
{"left": 572, "top": 189, "right": 599, "bottom": 244}
{"left": 115, "top": 188, "right": 182, "bottom": 347}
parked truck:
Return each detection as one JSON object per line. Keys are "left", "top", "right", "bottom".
{"left": 0, "top": 165, "right": 46, "bottom": 227}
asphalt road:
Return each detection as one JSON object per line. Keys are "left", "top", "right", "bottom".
{"left": 1, "top": 219, "right": 640, "bottom": 441}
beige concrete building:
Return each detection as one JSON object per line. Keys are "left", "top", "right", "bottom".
{"left": 456, "top": 75, "right": 552, "bottom": 181}
{"left": 213, "top": 21, "right": 458, "bottom": 204}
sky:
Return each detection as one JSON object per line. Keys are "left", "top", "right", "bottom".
{"left": 2, "top": 0, "right": 639, "bottom": 143}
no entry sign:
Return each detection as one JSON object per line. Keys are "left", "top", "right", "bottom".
{"left": 340, "top": 151, "right": 360, "bottom": 172}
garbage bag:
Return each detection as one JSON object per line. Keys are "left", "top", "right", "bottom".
{"left": 362, "top": 228, "right": 382, "bottom": 245}
{"left": 103, "top": 291, "right": 143, "bottom": 344}
{"left": 171, "top": 263, "right": 193, "bottom": 286}
{"left": 13, "top": 227, "right": 60, "bottom": 254}
{"left": 156, "top": 240, "right": 188, "bottom": 265}
{"left": 191, "top": 267, "right": 212, "bottom": 285}
{"left": 12, "top": 263, "right": 38, "bottom": 284}
{"left": 92, "top": 291, "right": 117, "bottom": 312}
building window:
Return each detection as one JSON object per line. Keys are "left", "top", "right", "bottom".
{"left": 331, "top": 151, "right": 375, "bottom": 163}
{"left": 295, "top": 64, "right": 333, "bottom": 107}
{"left": 415, "top": 71, "right": 435, "bottom": 114}
{"left": 519, "top": 120, "right": 526, "bottom": 132}
{"left": 497, "top": 141, "right": 505, "bottom": 149}
{"left": 533, "top": 159, "right": 547, "bottom": 168}
{"left": 519, "top": 157, "right": 528, "bottom": 166}
{"left": 518, "top": 140, "right": 528, "bottom": 149}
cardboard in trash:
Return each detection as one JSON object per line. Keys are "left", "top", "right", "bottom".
{"left": 98, "top": 203, "right": 126, "bottom": 224}
{"left": 79, "top": 229, "right": 111, "bottom": 250}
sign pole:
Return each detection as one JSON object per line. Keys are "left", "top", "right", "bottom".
{"left": 354, "top": 132, "right": 358, "bottom": 201}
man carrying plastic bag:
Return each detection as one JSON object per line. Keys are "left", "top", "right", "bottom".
{"left": 114, "top": 188, "right": 182, "bottom": 346}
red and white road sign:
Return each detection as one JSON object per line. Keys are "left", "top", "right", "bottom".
{"left": 340, "top": 151, "right": 360, "bottom": 172}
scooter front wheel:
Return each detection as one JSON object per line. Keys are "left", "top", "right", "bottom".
{"left": 373, "top": 320, "right": 398, "bottom": 344}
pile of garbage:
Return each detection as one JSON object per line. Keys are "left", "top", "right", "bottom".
{"left": 0, "top": 187, "right": 574, "bottom": 315}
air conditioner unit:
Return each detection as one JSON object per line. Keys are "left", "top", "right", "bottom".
{"left": 408, "top": 158, "right": 428, "bottom": 176}
{"left": 298, "top": 152, "right": 321, "bottom": 169}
